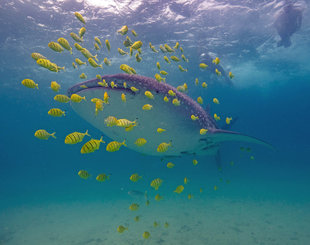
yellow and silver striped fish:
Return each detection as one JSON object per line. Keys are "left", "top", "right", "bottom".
{"left": 34, "top": 129, "right": 56, "bottom": 140}
{"left": 150, "top": 178, "right": 163, "bottom": 190}
{"left": 81, "top": 136, "right": 105, "bottom": 154}
{"left": 48, "top": 41, "right": 64, "bottom": 52}
{"left": 54, "top": 94, "right": 70, "bottom": 103}
{"left": 106, "top": 140, "right": 126, "bottom": 152}
{"left": 65, "top": 130, "right": 90, "bottom": 144}
{"left": 48, "top": 108, "right": 65, "bottom": 117}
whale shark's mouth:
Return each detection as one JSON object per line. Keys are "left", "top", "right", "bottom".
{"left": 67, "top": 74, "right": 272, "bottom": 156}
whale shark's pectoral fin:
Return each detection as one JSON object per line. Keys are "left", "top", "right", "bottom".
{"left": 207, "top": 129, "right": 274, "bottom": 150}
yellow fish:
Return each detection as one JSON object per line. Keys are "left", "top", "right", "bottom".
{"left": 121, "top": 93, "right": 126, "bottom": 102}
{"left": 170, "top": 56, "right": 180, "bottom": 62}
{"left": 81, "top": 137, "right": 105, "bottom": 154}
{"left": 166, "top": 162, "right": 175, "bottom": 168}
{"left": 160, "top": 70, "right": 168, "bottom": 76}
{"left": 157, "top": 128, "right": 166, "bottom": 133}
{"left": 130, "top": 87, "right": 139, "bottom": 93}
{"left": 181, "top": 54, "right": 189, "bottom": 62}
{"left": 131, "top": 41, "right": 142, "bottom": 50}
{"left": 150, "top": 178, "right": 163, "bottom": 190}
{"left": 65, "top": 130, "right": 90, "bottom": 144}
{"left": 80, "top": 85, "right": 88, "bottom": 89}
{"left": 214, "top": 113, "right": 220, "bottom": 121}
{"left": 120, "top": 64, "right": 136, "bottom": 74}
{"left": 168, "top": 90, "right": 176, "bottom": 97}
{"left": 117, "top": 225, "right": 128, "bottom": 233}
{"left": 98, "top": 80, "right": 108, "bottom": 87}
{"left": 191, "top": 115, "right": 199, "bottom": 121}
{"left": 48, "top": 42, "right": 64, "bottom": 53}
{"left": 195, "top": 78, "right": 199, "bottom": 86}
{"left": 118, "top": 48, "right": 128, "bottom": 55}
{"left": 199, "top": 63, "right": 208, "bottom": 69}
{"left": 117, "top": 25, "right": 128, "bottom": 35}
{"left": 134, "top": 216, "right": 140, "bottom": 222}
{"left": 88, "top": 58, "right": 102, "bottom": 68}
{"left": 70, "top": 32, "right": 83, "bottom": 43}
{"left": 105, "top": 116, "right": 118, "bottom": 127}
{"left": 135, "top": 53, "right": 142, "bottom": 62}
{"left": 75, "top": 58, "right": 86, "bottom": 66}
{"left": 155, "top": 73, "right": 165, "bottom": 82}
{"left": 214, "top": 185, "right": 218, "bottom": 191}
{"left": 129, "top": 47, "right": 133, "bottom": 56}
{"left": 57, "top": 38, "right": 72, "bottom": 54}
{"left": 178, "top": 65, "right": 187, "bottom": 72}
{"left": 164, "top": 56, "right": 170, "bottom": 64}
{"left": 229, "top": 71, "right": 234, "bottom": 79}
{"left": 105, "top": 39, "right": 111, "bottom": 51}
{"left": 54, "top": 94, "right": 70, "bottom": 103}
{"left": 184, "top": 177, "right": 189, "bottom": 184}
{"left": 21, "top": 79, "right": 38, "bottom": 89}
{"left": 72, "top": 62, "right": 77, "bottom": 69}
{"left": 96, "top": 173, "right": 110, "bottom": 182}
{"left": 197, "top": 97, "right": 203, "bottom": 104}
{"left": 200, "top": 128, "right": 208, "bottom": 135}
{"left": 159, "top": 45, "right": 167, "bottom": 53}
{"left": 177, "top": 83, "right": 188, "bottom": 92}
{"left": 94, "top": 43, "right": 100, "bottom": 50}
{"left": 79, "top": 27, "right": 86, "bottom": 38}
{"left": 95, "top": 37, "right": 102, "bottom": 47}
{"left": 142, "top": 231, "right": 150, "bottom": 239}
{"left": 174, "top": 185, "right": 184, "bottom": 194}
{"left": 201, "top": 82, "right": 208, "bottom": 88}
{"left": 110, "top": 81, "right": 117, "bottom": 88}
{"left": 215, "top": 69, "right": 221, "bottom": 76}
{"left": 192, "top": 159, "right": 198, "bottom": 166}
{"left": 156, "top": 62, "right": 161, "bottom": 70}
{"left": 164, "top": 44, "right": 174, "bottom": 52}
{"left": 116, "top": 119, "right": 136, "bottom": 128}
{"left": 31, "top": 52, "right": 46, "bottom": 61}
{"left": 129, "top": 203, "right": 139, "bottom": 211}
{"left": 174, "top": 42, "right": 179, "bottom": 49}
{"left": 95, "top": 100, "right": 104, "bottom": 116}
{"left": 103, "top": 91, "right": 109, "bottom": 104}
{"left": 188, "top": 194, "right": 193, "bottom": 200}
{"left": 106, "top": 140, "right": 126, "bottom": 152}
{"left": 157, "top": 142, "right": 171, "bottom": 153}
{"left": 78, "top": 170, "right": 90, "bottom": 179}
{"left": 123, "top": 82, "right": 127, "bottom": 88}
{"left": 34, "top": 129, "right": 56, "bottom": 140}
{"left": 226, "top": 117, "right": 232, "bottom": 125}
{"left": 81, "top": 48, "right": 98, "bottom": 61}
{"left": 130, "top": 173, "right": 142, "bottom": 182}
{"left": 153, "top": 221, "right": 159, "bottom": 227}
{"left": 155, "top": 194, "right": 163, "bottom": 201}
{"left": 212, "top": 57, "right": 220, "bottom": 65}
{"left": 131, "top": 29, "right": 137, "bottom": 36}
{"left": 163, "top": 96, "right": 169, "bottom": 102}
{"left": 80, "top": 73, "right": 87, "bottom": 79}
{"left": 71, "top": 94, "right": 86, "bottom": 103}
{"left": 144, "top": 91, "right": 154, "bottom": 99}
{"left": 150, "top": 45, "right": 158, "bottom": 53}
{"left": 142, "top": 104, "right": 153, "bottom": 110}
{"left": 74, "top": 12, "right": 86, "bottom": 24}
{"left": 103, "top": 58, "right": 111, "bottom": 66}
{"left": 135, "top": 138, "right": 147, "bottom": 146}
{"left": 74, "top": 43, "right": 84, "bottom": 51}
{"left": 48, "top": 108, "right": 65, "bottom": 117}
{"left": 172, "top": 98, "right": 180, "bottom": 106}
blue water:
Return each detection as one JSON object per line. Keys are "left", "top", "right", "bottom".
{"left": 1, "top": 0, "right": 310, "bottom": 244}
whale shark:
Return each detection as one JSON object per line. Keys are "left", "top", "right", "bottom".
{"left": 68, "top": 73, "right": 271, "bottom": 156}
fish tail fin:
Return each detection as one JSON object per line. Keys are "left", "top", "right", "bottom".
{"left": 122, "top": 140, "right": 127, "bottom": 146}
{"left": 94, "top": 54, "right": 98, "bottom": 62}
{"left": 51, "top": 132, "right": 56, "bottom": 139}
{"left": 82, "top": 96, "right": 86, "bottom": 101}
{"left": 85, "top": 130, "right": 90, "bottom": 137}
{"left": 99, "top": 136, "right": 105, "bottom": 143}
{"left": 36, "top": 84, "right": 39, "bottom": 89}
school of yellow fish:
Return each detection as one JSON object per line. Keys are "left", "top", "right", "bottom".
{"left": 21, "top": 11, "right": 256, "bottom": 241}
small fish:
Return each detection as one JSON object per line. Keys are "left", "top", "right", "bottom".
{"left": 174, "top": 42, "right": 179, "bottom": 49}
{"left": 48, "top": 42, "right": 64, "bottom": 53}
{"left": 144, "top": 91, "right": 154, "bottom": 99}
{"left": 72, "top": 62, "right": 77, "bottom": 69}
{"left": 129, "top": 47, "right": 133, "bottom": 56}
{"left": 130, "top": 86, "right": 139, "bottom": 92}
{"left": 215, "top": 69, "right": 221, "bottom": 76}
{"left": 71, "top": 94, "right": 86, "bottom": 103}
{"left": 78, "top": 27, "right": 86, "bottom": 38}
{"left": 134, "top": 216, "right": 140, "bottom": 222}
{"left": 200, "top": 188, "right": 203, "bottom": 193}
{"left": 214, "top": 185, "right": 218, "bottom": 191}
{"left": 155, "top": 73, "right": 165, "bottom": 82}
{"left": 74, "top": 43, "right": 84, "bottom": 51}
{"left": 135, "top": 53, "right": 142, "bottom": 62}
{"left": 212, "top": 57, "right": 220, "bottom": 65}
{"left": 170, "top": 56, "right": 180, "bottom": 62}
{"left": 167, "top": 162, "right": 175, "bottom": 168}
{"left": 199, "top": 63, "right": 208, "bottom": 69}
{"left": 129, "top": 203, "right": 139, "bottom": 211}
{"left": 105, "top": 116, "right": 118, "bottom": 127}
{"left": 117, "top": 25, "right": 128, "bottom": 35}
{"left": 103, "top": 58, "right": 111, "bottom": 66}
{"left": 197, "top": 97, "right": 203, "bottom": 104}
{"left": 118, "top": 48, "right": 128, "bottom": 55}
{"left": 150, "top": 44, "right": 158, "bottom": 53}
{"left": 157, "top": 128, "right": 166, "bottom": 133}
{"left": 157, "top": 142, "right": 171, "bottom": 153}
{"left": 177, "top": 83, "right": 188, "bottom": 92}
{"left": 164, "top": 44, "right": 174, "bottom": 52}
{"left": 123, "top": 82, "right": 127, "bottom": 88}
{"left": 168, "top": 90, "right": 176, "bottom": 97}
{"left": 163, "top": 56, "right": 170, "bottom": 64}
{"left": 214, "top": 113, "right": 220, "bottom": 121}
{"left": 120, "top": 64, "right": 136, "bottom": 74}
{"left": 81, "top": 137, "right": 105, "bottom": 154}
{"left": 200, "top": 128, "right": 208, "bottom": 135}
{"left": 80, "top": 73, "right": 87, "bottom": 79}
{"left": 226, "top": 117, "right": 232, "bottom": 125}
{"left": 125, "top": 125, "right": 135, "bottom": 132}
{"left": 163, "top": 96, "right": 169, "bottom": 102}
{"left": 116, "top": 119, "right": 136, "bottom": 128}
{"left": 48, "top": 108, "right": 65, "bottom": 117}
{"left": 57, "top": 38, "right": 72, "bottom": 54}
{"left": 229, "top": 71, "right": 234, "bottom": 79}
{"left": 195, "top": 78, "right": 199, "bottom": 86}
{"left": 74, "top": 12, "right": 86, "bottom": 24}
{"left": 174, "top": 185, "right": 184, "bottom": 194}
{"left": 142, "top": 104, "right": 153, "bottom": 111}
{"left": 98, "top": 80, "right": 108, "bottom": 87}
{"left": 31, "top": 52, "right": 47, "bottom": 61}
{"left": 159, "top": 45, "right": 167, "bottom": 53}
{"left": 188, "top": 194, "right": 193, "bottom": 200}
{"left": 96, "top": 173, "right": 110, "bottom": 182}
{"left": 142, "top": 231, "right": 150, "bottom": 239}
{"left": 150, "top": 178, "right": 163, "bottom": 190}
{"left": 181, "top": 54, "right": 189, "bottom": 62}
{"left": 78, "top": 170, "right": 90, "bottom": 179}
{"left": 184, "top": 177, "right": 189, "bottom": 184}
{"left": 155, "top": 194, "right": 163, "bottom": 201}
{"left": 178, "top": 65, "right": 187, "bottom": 72}
{"left": 213, "top": 98, "right": 220, "bottom": 104}
{"left": 160, "top": 70, "right": 168, "bottom": 76}
{"left": 65, "top": 130, "right": 90, "bottom": 144}
{"left": 95, "top": 37, "right": 102, "bottom": 47}
{"left": 191, "top": 115, "right": 199, "bottom": 121}
{"left": 81, "top": 48, "right": 98, "bottom": 61}
{"left": 54, "top": 94, "right": 70, "bottom": 103}
{"left": 106, "top": 140, "right": 126, "bottom": 152}
{"left": 123, "top": 36, "right": 133, "bottom": 47}
{"left": 121, "top": 93, "right": 126, "bottom": 102}
{"left": 34, "top": 129, "right": 56, "bottom": 140}
{"left": 201, "top": 82, "right": 208, "bottom": 88}
{"left": 105, "top": 39, "right": 111, "bottom": 51}
{"left": 94, "top": 43, "right": 100, "bottom": 50}
{"left": 192, "top": 159, "right": 198, "bottom": 166}
{"left": 135, "top": 138, "right": 147, "bottom": 146}
{"left": 117, "top": 225, "right": 128, "bottom": 233}
{"left": 172, "top": 98, "right": 180, "bottom": 106}
{"left": 131, "top": 29, "right": 137, "bottom": 37}
{"left": 130, "top": 173, "right": 142, "bottom": 182}
{"left": 70, "top": 32, "right": 83, "bottom": 43}
{"left": 95, "top": 100, "right": 104, "bottom": 116}
{"left": 21, "top": 79, "right": 38, "bottom": 89}
{"left": 88, "top": 58, "right": 102, "bottom": 68}
{"left": 131, "top": 41, "right": 142, "bottom": 50}
{"left": 75, "top": 58, "right": 86, "bottom": 66}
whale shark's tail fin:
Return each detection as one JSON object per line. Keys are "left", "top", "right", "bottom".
{"left": 207, "top": 129, "right": 274, "bottom": 150}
